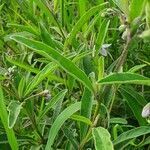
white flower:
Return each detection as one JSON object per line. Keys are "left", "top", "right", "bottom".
{"left": 42, "top": 90, "right": 51, "bottom": 100}
{"left": 141, "top": 103, "right": 150, "bottom": 118}
{"left": 100, "top": 44, "right": 111, "bottom": 56}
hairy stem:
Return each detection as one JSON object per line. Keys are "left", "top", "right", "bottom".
{"left": 114, "top": 27, "right": 131, "bottom": 72}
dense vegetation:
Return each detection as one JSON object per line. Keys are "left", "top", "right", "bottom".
{"left": 0, "top": 0, "right": 150, "bottom": 149}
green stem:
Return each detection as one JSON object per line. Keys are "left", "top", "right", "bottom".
{"left": 79, "top": 115, "right": 99, "bottom": 150}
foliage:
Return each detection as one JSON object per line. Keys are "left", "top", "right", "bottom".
{"left": 0, "top": 0, "right": 150, "bottom": 149}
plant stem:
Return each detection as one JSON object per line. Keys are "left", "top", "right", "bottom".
{"left": 114, "top": 27, "right": 131, "bottom": 72}
{"left": 79, "top": 115, "right": 100, "bottom": 150}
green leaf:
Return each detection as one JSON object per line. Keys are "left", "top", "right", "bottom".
{"left": 112, "top": 0, "right": 129, "bottom": 17}
{"left": 113, "top": 126, "right": 150, "bottom": 145}
{"left": 38, "top": 89, "right": 68, "bottom": 121}
{"left": 98, "top": 72, "right": 150, "bottom": 86}
{"left": 40, "top": 22, "right": 57, "bottom": 49}
{"left": 121, "top": 86, "right": 147, "bottom": 106}
{"left": 139, "top": 136, "right": 150, "bottom": 147}
{"left": 80, "top": 87, "right": 93, "bottom": 140}
{"left": 6, "top": 57, "right": 39, "bottom": 74}
{"left": 54, "top": 0, "right": 59, "bottom": 13}
{"left": 64, "top": 2, "right": 108, "bottom": 48}
{"left": 0, "top": 75, "right": 6, "bottom": 80}
{"left": 146, "top": 1, "right": 150, "bottom": 28}
{"left": 92, "top": 127, "right": 114, "bottom": 150}
{"left": 6, "top": 57, "right": 63, "bottom": 83}
{"left": 120, "top": 87, "right": 147, "bottom": 126}
{"left": 51, "top": 93, "right": 64, "bottom": 122}
{"left": 0, "top": 85, "right": 18, "bottom": 150}
{"left": 10, "top": 35, "right": 93, "bottom": 92}
{"left": 7, "top": 23, "right": 39, "bottom": 35}
{"left": 7, "top": 101, "right": 23, "bottom": 128}
{"left": 139, "top": 29, "right": 150, "bottom": 41}
{"left": 83, "top": 55, "right": 94, "bottom": 75}
{"left": 45, "top": 102, "right": 81, "bottom": 150}
{"left": 95, "top": 20, "right": 110, "bottom": 55}
{"left": 129, "top": 0, "right": 145, "bottom": 22}
{"left": 70, "top": 114, "right": 92, "bottom": 125}
{"left": 84, "top": 14, "right": 100, "bottom": 38}
{"left": 110, "top": 118, "right": 127, "bottom": 125}
{"left": 98, "top": 56, "right": 104, "bottom": 81}
{"left": 25, "top": 63, "right": 57, "bottom": 96}
{"left": 33, "top": 0, "right": 56, "bottom": 25}
{"left": 18, "top": 77, "right": 26, "bottom": 98}
{"left": 78, "top": 0, "right": 87, "bottom": 32}
{"left": 128, "top": 64, "right": 147, "bottom": 73}
{"left": 62, "top": 125, "right": 79, "bottom": 150}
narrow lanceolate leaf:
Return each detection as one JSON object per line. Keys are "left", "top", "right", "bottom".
{"left": 40, "top": 22, "right": 57, "bottom": 49}
{"left": 33, "top": 0, "right": 56, "bottom": 25}
{"left": 38, "top": 89, "right": 67, "bottom": 121}
{"left": 70, "top": 115, "right": 92, "bottom": 125}
{"left": 98, "top": 56, "right": 104, "bottom": 81}
{"left": 45, "top": 102, "right": 81, "bottom": 150}
{"left": 64, "top": 2, "right": 108, "bottom": 48}
{"left": 62, "top": 125, "right": 79, "bottom": 150}
{"left": 25, "top": 63, "right": 57, "bottom": 96}
{"left": 98, "top": 72, "right": 150, "bottom": 86}
{"left": 120, "top": 87, "right": 147, "bottom": 126}
{"left": 121, "top": 86, "right": 147, "bottom": 106}
{"left": 6, "top": 57, "right": 39, "bottom": 74}
{"left": 7, "top": 23, "right": 39, "bottom": 35}
{"left": 18, "top": 77, "right": 26, "bottom": 98}
{"left": 10, "top": 35, "right": 93, "bottom": 92}
{"left": 113, "top": 126, "right": 150, "bottom": 145}
{"left": 92, "top": 127, "right": 114, "bottom": 150}
{"left": 95, "top": 20, "right": 110, "bottom": 56}
{"left": 6, "top": 57, "right": 63, "bottom": 83}
{"left": 7, "top": 101, "right": 23, "bottom": 128}
{"left": 146, "top": 1, "right": 150, "bottom": 28}
{"left": 0, "top": 85, "right": 18, "bottom": 150}
{"left": 54, "top": 0, "right": 59, "bottom": 13}
{"left": 110, "top": 118, "right": 127, "bottom": 125}
{"left": 78, "top": 0, "right": 87, "bottom": 32}
{"left": 80, "top": 87, "right": 93, "bottom": 140}
{"left": 128, "top": 64, "right": 147, "bottom": 73}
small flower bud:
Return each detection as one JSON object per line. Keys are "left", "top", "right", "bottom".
{"left": 8, "top": 66, "right": 16, "bottom": 73}
{"left": 142, "top": 103, "right": 150, "bottom": 118}
{"left": 122, "top": 29, "right": 128, "bottom": 40}
{"left": 101, "top": 12, "right": 106, "bottom": 17}
{"left": 42, "top": 90, "right": 51, "bottom": 100}
{"left": 99, "top": 44, "right": 111, "bottom": 56}
{"left": 118, "top": 24, "right": 126, "bottom": 32}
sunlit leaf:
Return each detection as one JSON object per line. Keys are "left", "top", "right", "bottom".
{"left": 92, "top": 127, "right": 114, "bottom": 150}
{"left": 7, "top": 101, "right": 23, "bottom": 128}
{"left": 10, "top": 35, "right": 93, "bottom": 92}
{"left": 45, "top": 102, "right": 81, "bottom": 150}
{"left": 98, "top": 72, "right": 150, "bottom": 86}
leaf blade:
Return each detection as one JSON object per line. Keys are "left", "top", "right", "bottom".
{"left": 10, "top": 35, "right": 93, "bottom": 92}
{"left": 98, "top": 72, "right": 150, "bottom": 86}
{"left": 113, "top": 126, "right": 150, "bottom": 145}
{"left": 92, "top": 127, "right": 114, "bottom": 150}
{"left": 0, "top": 85, "right": 18, "bottom": 150}
{"left": 7, "top": 101, "right": 23, "bottom": 128}
{"left": 45, "top": 102, "right": 81, "bottom": 150}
